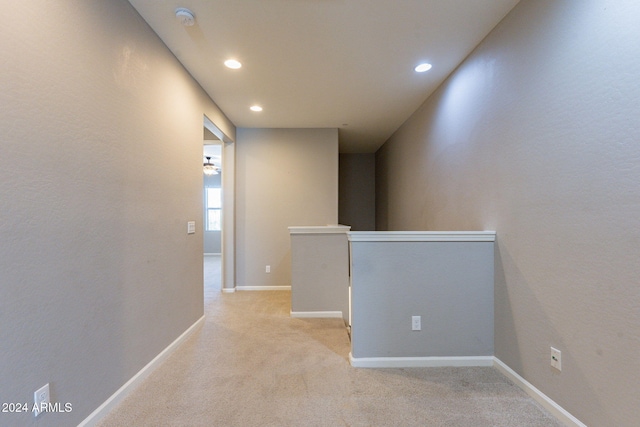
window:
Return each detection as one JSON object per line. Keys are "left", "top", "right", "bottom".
{"left": 205, "top": 187, "right": 222, "bottom": 231}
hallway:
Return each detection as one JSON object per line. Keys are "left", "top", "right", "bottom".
{"left": 97, "top": 285, "right": 561, "bottom": 426}
{"left": 204, "top": 254, "right": 222, "bottom": 299}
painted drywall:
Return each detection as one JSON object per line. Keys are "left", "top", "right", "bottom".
{"left": 0, "top": 1, "right": 234, "bottom": 426}
{"left": 290, "top": 228, "right": 350, "bottom": 322}
{"left": 350, "top": 239, "right": 493, "bottom": 359}
{"left": 375, "top": 0, "right": 640, "bottom": 425}
{"left": 236, "top": 128, "right": 338, "bottom": 288}
{"left": 339, "top": 154, "right": 376, "bottom": 230}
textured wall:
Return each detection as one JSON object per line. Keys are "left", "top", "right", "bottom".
{"left": 376, "top": 1, "right": 640, "bottom": 425}
{"left": 236, "top": 128, "right": 339, "bottom": 288}
{"left": 0, "top": 1, "right": 233, "bottom": 426}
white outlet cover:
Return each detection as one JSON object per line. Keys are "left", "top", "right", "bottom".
{"left": 412, "top": 315, "right": 421, "bottom": 331}
{"left": 187, "top": 221, "right": 196, "bottom": 234}
{"left": 33, "top": 383, "right": 50, "bottom": 417}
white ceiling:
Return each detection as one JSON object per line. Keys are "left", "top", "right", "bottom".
{"left": 128, "top": 0, "right": 520, "bottom": 153}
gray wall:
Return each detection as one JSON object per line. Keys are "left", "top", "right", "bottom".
{"left": 350, "top": 240, "right": 494, "bottom": 359}
{"left": 0, "top": 1, "right": 234, "bottom": 426}
{"left": 375, "top": 1, "right": 640, "bottom": 425}
{"left": 236, "top": 128, "right": 339, "bottom": 288}
{"left": 339, "top": 153, "right": 375, "bottom": 231}
{"left": 290, "top": 229, "right": 350, "bottom": 322}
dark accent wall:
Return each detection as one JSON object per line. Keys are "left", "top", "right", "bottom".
{"left": 339, "top": 153, "right": 375, "bottom": 230}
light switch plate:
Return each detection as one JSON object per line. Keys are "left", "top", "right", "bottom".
{"left": 187, "top": 221, "right": 196, "bottom": 234}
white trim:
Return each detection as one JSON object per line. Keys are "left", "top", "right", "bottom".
{"left": 235, "top": 286, "right": 291, "bottom": 291}
{"left": 221, "top": 287, "right": 236, "bottom": 293}
{"left": 349, "top": 353, "right": 494, "bottom": 368}
{"left": 78, "top": 316, "right": 205, "bottom": 427}
{"left": 290, "top": 311, "right": 343, "bottom": 318}
{"left": 204, "top": 253, "right": 221, "bottom": 256}
{"left": 221, "top": 137, "right": 235, "bottom": 292}
{"left": 289, "top": 225, "right": 351, "bottom": 234}
{"left": 493, "top": 358, "right": 586, "bottom": 427}
{"left": 204, "top": 114, "right": 233, "bottom": 145}
{"left": 347, "top": 231, "right": 496, "bottom": 242}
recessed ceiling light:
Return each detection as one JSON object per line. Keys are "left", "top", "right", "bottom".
{"left": 415, "top": 63, "right": 432, "bottom": 73}
{"left": 250, "top": 105, "right": 263, "bottom": 112}
{"left": 224, "top": 59, "right": 242, "bottom": 69}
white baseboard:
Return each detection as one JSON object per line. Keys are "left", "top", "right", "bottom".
{"left": 291, "top": 310, "right": 343, "bottom": 318}
{"left": 349, "top": 353, "right": 494, "bottom": 368}
{"left": 221, "top": 287, "right": 236, "bottom": 293}
{"left": 78, "top": 316, "right": 205, "bottom": 427}
{"left": 493, "top": 357, "right": 586, "bottom": 427}
{"left": 235, "top": 286, "right": 291, "bottom": 291}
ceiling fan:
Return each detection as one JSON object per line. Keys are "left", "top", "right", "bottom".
{"left": 203, "top": 156, "right": 220, "bottom": 175}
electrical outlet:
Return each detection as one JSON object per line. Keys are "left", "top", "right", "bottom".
{"left": 411, "top": 315, "right": 421, "bottom": 331}
{"left": 551, "top": 347, "right": 562, "bottom": 371}
{"left": 187, "top": 221, "right": 196, "bottom": 234}
{"left": 33, "top": 383, "right": 50, "bottom": 417}
{"left": 265, "top": 265, "right": 271, "bottom": 273}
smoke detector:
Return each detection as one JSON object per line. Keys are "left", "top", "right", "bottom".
{"left": 175, "top": 8, "right": 195, "bottom": 26}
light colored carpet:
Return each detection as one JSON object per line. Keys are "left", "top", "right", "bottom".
{"left": 98, "top": 290, "right": 562, "bottom": 427}
{"left": 204, "top": 254, "right": 221, "bottom": 298}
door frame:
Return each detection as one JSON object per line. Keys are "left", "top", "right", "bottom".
{"left": 204, "top": 115, "right": 235, "bottom": 292}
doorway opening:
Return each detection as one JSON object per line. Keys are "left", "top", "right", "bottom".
{"left": 203, "top": 115, "right": 235, "bottom": 295}
{"left": 203, "top": 128, "right": 222, "bottom": 299}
